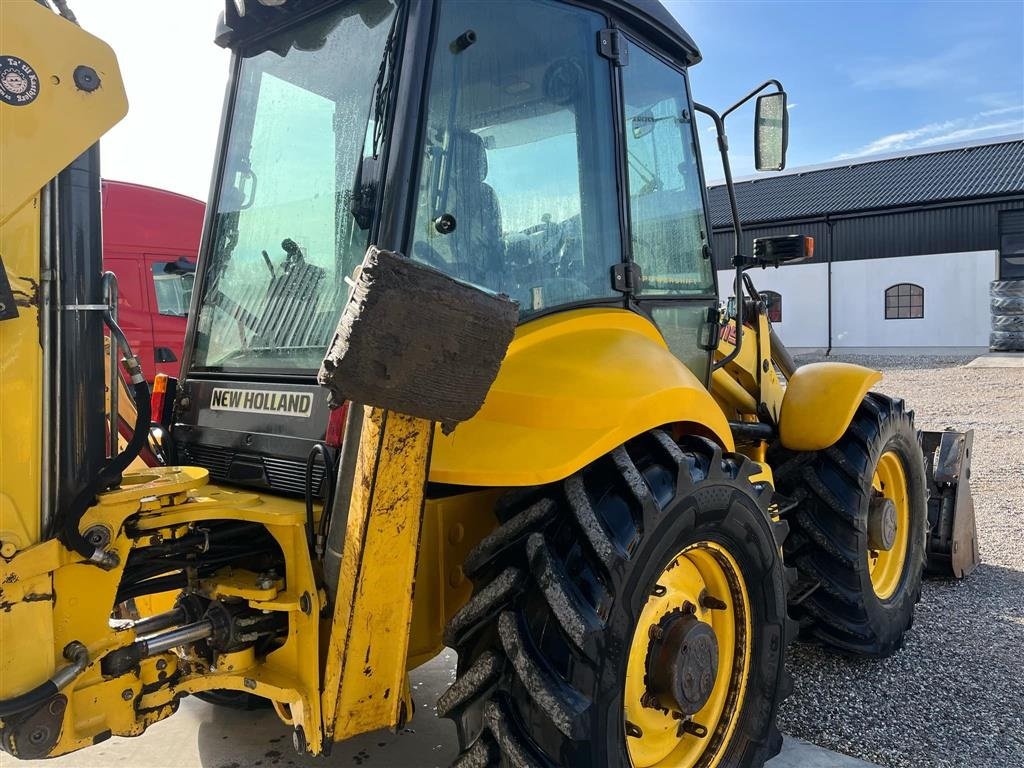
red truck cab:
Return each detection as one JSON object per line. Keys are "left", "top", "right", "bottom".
{"left": 102, "top": 180, "right": 205, "bottom": 379}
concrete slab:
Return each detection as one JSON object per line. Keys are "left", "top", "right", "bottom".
{"left": 11, "top": 652, "right": 880, "bottom": 768}
{"left": 966, "top": 352, "right": 1024, "bottom": 367}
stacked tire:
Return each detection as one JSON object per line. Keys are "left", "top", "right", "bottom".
{"left": 990, "top": 280, "right": 1024, "bottom": 352}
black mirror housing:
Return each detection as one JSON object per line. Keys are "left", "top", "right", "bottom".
{"left": 754, "top": 91, "right": 788, "bottom": 171}
{"left": 753, "top": 235, "right": 813, "bottom": 267}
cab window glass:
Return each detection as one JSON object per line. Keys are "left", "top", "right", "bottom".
{"left": 621, "top": 46, "right": 713, "bottom": 296}
{"left": 412, "top": 0, "right": 622, "bottom": 316}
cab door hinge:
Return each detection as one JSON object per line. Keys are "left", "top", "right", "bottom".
{"left": 598, "top": 28, "right": 628, "bottom": 66}
{"left": 612, "top": 262, "right": 642, "bottom": 294}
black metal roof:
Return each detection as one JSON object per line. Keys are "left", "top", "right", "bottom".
{"left": 707, "top": 138, "right": 1024, "bottom": 229}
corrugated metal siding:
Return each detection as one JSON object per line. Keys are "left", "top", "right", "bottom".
{"left": 712, "top": 201, "right": 1024, "bottom": 267}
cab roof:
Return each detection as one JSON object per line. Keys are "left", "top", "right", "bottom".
{"left": 217, "top": 0, "right": 701, "bottom": 65}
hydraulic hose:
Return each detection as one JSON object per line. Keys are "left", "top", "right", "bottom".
{"left": 59, "top": 310, "right": 151, "bottom": 566}
{"left": 0, "top": 642, "right": 88, "bottom": 718}
{"left": 305, "top": 444, "right": 336, "bottom": 555}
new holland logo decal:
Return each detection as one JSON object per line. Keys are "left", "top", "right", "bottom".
{"left": 210, "top": 388, "right": 313, "bottom": 418}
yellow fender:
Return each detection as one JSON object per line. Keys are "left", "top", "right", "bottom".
{"left": 778, "top": 362, "right": 882, "bottom": 451}
{"left": 430, "top": 309, "right": 733, "bottom": 486}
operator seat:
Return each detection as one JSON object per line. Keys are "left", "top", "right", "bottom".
{"left": 447, "top": 129, "right": 504, "bottom": 287}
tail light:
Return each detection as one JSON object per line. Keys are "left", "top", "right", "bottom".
{"left": 150, "top": 374, "right": 177, "bottom": 428}
{"left": 325, "top": 402, "right": 349, "bottom": 448}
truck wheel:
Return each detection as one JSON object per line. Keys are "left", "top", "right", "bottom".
{"left": 439, "top": 432, "right": 790, "bottom": 768}
{"left": 773, "top": 393, "right": 926, "bottom": 657}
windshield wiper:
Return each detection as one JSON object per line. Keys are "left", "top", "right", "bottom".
{"left": 350, "top": 10, "right": 402, "bottom": 230}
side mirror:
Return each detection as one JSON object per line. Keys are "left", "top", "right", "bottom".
{"left": 754, "top": 91, "right": 788, "bottom": 171}
{"left": 753, "top": 235, "right": 813, "bottom": 267}
{"left": 632, "top": 109, "right": 656, "bottom": 139}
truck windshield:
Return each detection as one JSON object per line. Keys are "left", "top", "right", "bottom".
{"left": 190, "top": 0, "right": 398, "bottom": 372}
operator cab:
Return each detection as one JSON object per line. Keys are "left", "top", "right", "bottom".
{"left": 173, "top": 0, "right": 782, "bottom": 496}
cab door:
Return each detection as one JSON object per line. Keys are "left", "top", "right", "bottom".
{"left": 146, "top": 255, "right": 194, "bottom": 377}
{"left": 106, "top": 254, "right": 156, "bottom": 378}
{"left": 617, "top": 38, "right": 718, "bottom": 384}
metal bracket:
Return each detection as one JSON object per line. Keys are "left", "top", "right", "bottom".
{"left": 598, "top": 28, "right": 627, "bottom": 66}
{"left": 59, "top": 303, "right": 109, "bottom": 311}
{"left": 611, "top": 262, "right": 642, "bottom": 294}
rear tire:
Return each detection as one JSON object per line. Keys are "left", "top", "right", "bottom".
{"left": 439, "top": 432, "right": 790, "bottom": 767}
{"left": 772, "top": 393, "right": 926, "bottom": 657}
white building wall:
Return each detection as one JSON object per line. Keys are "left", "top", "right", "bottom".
{"left": 831, "top": 250, "right": 996, "bottom": 349}
{"left": 717, "top": 250, "right": 998, "bottom": 351}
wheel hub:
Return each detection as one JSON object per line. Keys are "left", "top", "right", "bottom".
{"left": 647, "top": 611, "right": 720, "bottom": 715}
{"left": 868, "top": 494, "right": 898, "bottom": 551}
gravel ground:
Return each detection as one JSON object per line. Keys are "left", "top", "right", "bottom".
{"left": 777, "top": 354, "right": 1024, "bottom": 768}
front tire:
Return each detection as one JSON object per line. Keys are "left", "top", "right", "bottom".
{"left": 773, "top": 393, "right": 927, "bottom": 657}
{"left": 439, "top": 432, "right": 789, "bottom": 767}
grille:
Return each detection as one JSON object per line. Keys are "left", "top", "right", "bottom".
{"left": 180, "top": 443, "right": 327, "bottom": 498}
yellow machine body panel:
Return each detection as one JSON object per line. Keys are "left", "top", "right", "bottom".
{"left": 430, "top": 308, "right": 734, "bottom": 487}
{"left": 0, "top": 1, "right": 128, "bottom": 226}
{"left": 779, "top": 362, "right": 882, "bottom": 451}
{"left": 0, "top": 196, "right": 43, "bottom": 553}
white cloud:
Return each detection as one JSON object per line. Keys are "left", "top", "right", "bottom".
{"left": 834, "top": 111, "right": 1024, "bottom": 160}
{"left": 786, "top": 103, "right": 798, "bottom": 111}
{"left": 917, "top": 120, "right": 1024, "bottom": 146}
{"left": 979, "top": 104, "right": 1024, "bottom": 118}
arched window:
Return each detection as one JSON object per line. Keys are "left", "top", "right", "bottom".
{"left": 761, "top": 290, "right": 782, "bottom": 323}
{"left": 885, "top": 283, "right": 924, "bottom": 319}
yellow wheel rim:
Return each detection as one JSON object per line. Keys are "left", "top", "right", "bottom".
{"left": 868, "top": 450, "right": 911, "bottom": 599}
{"left": 624, "top": 541, "right": 752, "bottom": 768}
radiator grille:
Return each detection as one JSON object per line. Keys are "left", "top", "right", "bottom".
{"left": 180, "top": 443, "right": 327, "bottom": 498}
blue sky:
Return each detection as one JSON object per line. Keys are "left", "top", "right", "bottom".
{"left": 671, "top": 0, "right": 1024, "bottom": 180}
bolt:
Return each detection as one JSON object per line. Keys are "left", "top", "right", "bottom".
{"left": 72, "top": 65, "right": 100, "bottom": 92}
{"left": 299, "top": 591, "right": 312, "bottom": 615}
{"left": 155, "top": 658, "right": 167, "bottom": 671}
{"left": 121, "top": 688, "right": 134, "bottom": 701}
{"left": 28, "top": 727, "right": 49, "bottom": 745}
{"left": 641, "top": 692, "right": 660, "bottom": 709}
{"left": 47, "top": 698, "right": 65, "bottom": 716}
{"left": 625, "top": 721, "right": 643, "bottom": 739}
{"left": 699, "top": 591, "right": 727, "bottom": 611}
{"left": 648, "top": 624, "right": 664, "bottom": 641}
{"left": 244, "top": 677, "right": 257, "bottom": 690}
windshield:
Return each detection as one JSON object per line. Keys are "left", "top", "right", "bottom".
{"left": 190, "top": 0, "right": 398, "bottom": 371}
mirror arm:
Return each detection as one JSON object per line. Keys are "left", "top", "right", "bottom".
{"left": 695, "top": 101, "right": 752, "bottom": 372}
{"left": 720, "top": 79, "right": 783, "bottom": 122}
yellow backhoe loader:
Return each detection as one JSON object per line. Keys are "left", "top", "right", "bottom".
{"left": 0, "top": 1, "right": 978, "bottom": 766}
